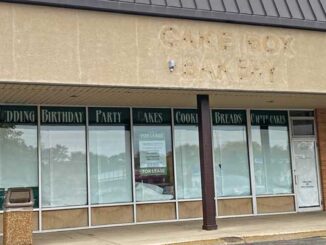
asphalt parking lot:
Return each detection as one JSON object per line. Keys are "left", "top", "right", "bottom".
{"left": 253, "top": 237, "right": 326, "bottom": 244}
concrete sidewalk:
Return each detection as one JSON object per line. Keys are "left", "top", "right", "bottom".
{"left": 3, "top": 212, "right": 326, "bottom": 245}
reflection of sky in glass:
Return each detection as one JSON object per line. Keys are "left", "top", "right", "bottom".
{"left": 89, "top": 126, "right": 127, "bottom": 158}
{"left": 174, "top": 126, "right": 198, "bottom": 147}
{"left": 251, "top": 125, "right": 292, "bottom": 195}
{"left": 251, "top": 126, "right": 261, "bottom": 146}
{"left": 252, "top": 126, "right": 289, "bottom": 149}
{"left": 268, "top": 126, "right": 289, "bottom": 149}
{"left": 213, "top": 125, "right": 251, "bottom": 196}
{"left": 89, "top": 126, "right": 132, "bottom": 204}
{"left": 175, "top": 126, "right": 201, "bottom": 199}
{"left": 41, "top": 126, "right": 85, "bottom": 154}
{"left": 213, "top": 126, "right": 247, "bottom": 146}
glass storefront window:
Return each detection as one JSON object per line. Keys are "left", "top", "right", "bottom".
{"left": 41, "top": 107, "right": 87, "bottom": 208}
{"left": 174, "top": 109, "right": 201, "bottom": 199}
{"left": 0, "top": 106, "right": 38, "bottom": 209}
{"left": 0, "top": 105, "right": 299, "bottom": 216}
{"left": 89, "top": 108, "right": 132, "bottom": 204}
{"left": 212, "top": 110, "right": 251, "bottom": 197}
{"left": 133, "top": 108, "right": 174, "bottom": 202}
{"left": 251, "top": 111, "right": 293, "bottom": 195}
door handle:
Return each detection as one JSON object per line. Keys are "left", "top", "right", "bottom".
{"left": 295, "top": 175, "right": 298, "bottom": 185}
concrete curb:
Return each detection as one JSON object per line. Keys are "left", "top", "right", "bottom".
{"left": 168, "top": 230, "right": 326, "bottom": 244}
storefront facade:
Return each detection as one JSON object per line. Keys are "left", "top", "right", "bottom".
{"left": 0, "top": 105, "right": 322, "bottom": 231}
{"left": 0, "top": 0, "right": 326, "bottom": 233}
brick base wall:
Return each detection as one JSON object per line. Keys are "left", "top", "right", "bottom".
{"left": 315, "top": 109, "right": 326, "bottom": 210}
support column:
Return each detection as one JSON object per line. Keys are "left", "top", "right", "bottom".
{"left": 316, "top": 109, "right": 326, "bottom": 210}
{"left": 197, "top": 95, "right": 217, "bottom": 230}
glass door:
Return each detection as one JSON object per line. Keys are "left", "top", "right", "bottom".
{"left": 293, "top": 139, "right": 321, "bottom": 210}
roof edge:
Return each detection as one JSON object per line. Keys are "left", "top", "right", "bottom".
{"left": 1, "top": 0, "right": 326, "bottom": 31}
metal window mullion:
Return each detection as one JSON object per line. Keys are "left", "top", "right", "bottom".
{"left": 290, "top": 116, "right": 315, "bottom": 120}
{"left": 246, "top": 109, "right": 257, "bottom": 215}
{"left": 135, "top": 200, "right": 176, "bottom": 204}
{"left": 130, "top": 108, "right": 137, "bottom": 223}
{"left": 313, "top": 112, "right": 323, "bottom": 209}
{"left": 38, "top": 105, "right": 42, "bottom": 231}
{"left": 41, "top": 205, "right": 89, "bottom": 211}
{"left": 171, "top": 108, "right": 179, "bottom": 220}
{"left": 211, "top": 109, "right": 218, "bottom": 217}
{"left": 288, "top": 110, "right": 299, "bottom": 212}
{"left": 85, "top": 107, "right": 92, "bottom": 227}
{"left": 314, "top": 139, "right": 323, "bottom": 209}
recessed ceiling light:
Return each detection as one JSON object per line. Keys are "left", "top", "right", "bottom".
{"left": 70, "top": 95, "right": 78, "bottom": 98}
{"left": 266, "top": 100, "right": 274, "bottom": 103}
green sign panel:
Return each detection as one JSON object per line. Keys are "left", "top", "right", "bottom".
{"left": 88, "top": 107, "right": 130, "bottom": 125}
{"left": 174, "top": 109, "right": 198, "bottom": 125}
{"left": 251, "top": 110, "right": 288, "bottom": 126}
{"left": 0, "top": 106, "right": 37, "bottom": 124}
{"left": 133, "top": 108, "right": 171, "bottom": 125}
{"left": 212, "top": 110, "right": 247, "bottom": 125}
{"left": 41, "top": 107, "right": 86, "bottom": 125}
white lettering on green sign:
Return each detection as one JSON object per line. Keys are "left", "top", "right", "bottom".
{"left": 4, "top": 110, "right": 35, "bottom": 123}
{"left": 140, "top": 168, "right": 167, "bottom": 176}
{"left": 143, "top": 112, "right": 163, "bottom": 124}
{"left": 175, "top": 111, "right": 198, "bottom": 124}
{"left": 42, "top": 109, "right": 83, "bottom": 124}
{"left": 95, "top": 109, "right": 121, "bottom": 124}
{"left": 215, "top": 112, "right": 243, "bottom": 125}
{"left": 251, "top": 114, "right": 287, "bottom": 125}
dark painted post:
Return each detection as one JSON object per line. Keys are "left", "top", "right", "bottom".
{"left": 197, "top": 95, "right": 218, "bottom": 230}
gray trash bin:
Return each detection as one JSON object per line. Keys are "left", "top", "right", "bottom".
{"left": 3, "top": 188, "right": 34, "bottom": 245}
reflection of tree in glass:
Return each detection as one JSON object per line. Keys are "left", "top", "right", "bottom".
{"left": 214, "top": 141, "right": 250, "bottom": 196}
{"left": 0, "top": 125, "right": 38, "bottom": 208}
{"left": 0, "top": 125, "right": 37, "bottom": 184}
{"left": 214, "top": 141, "right": 248, "bottom": 176}
{"left": 41, "top": 144, "right": 87, "bottom": 206}
{"left": 90, "top": 151, "right": 132, "bottom": 203}
{"left": 175, "top": 143, "right": 201, "bottom": 199}
{"left": 1, "top": 125, "right": 23, "bottom": 142}
{"left": 42, "top": 144, "right": 69, "bottom": 163}
{"left": 175, "top": 144, "right": 200, "bottom": 184}
{"left": 252, "top": 139, "right": 292, "bottom": 194}
{"left": 90, "top": 151, "right": 129, "bottom": 181}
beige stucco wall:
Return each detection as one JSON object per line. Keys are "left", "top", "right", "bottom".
{"left": 0, "top": 2, "right": 325, "bottom": 93}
